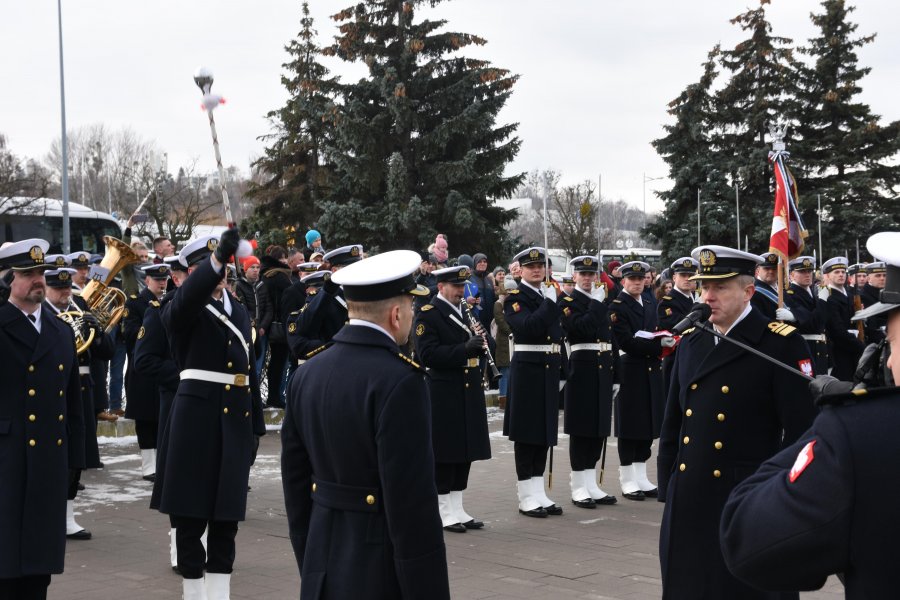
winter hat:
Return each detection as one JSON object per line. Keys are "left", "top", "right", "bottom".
{"left": 457, "top": 254, "right": 474, "bottom": 269}
{"left": 433, "top": 234, "right": 449, "bottom": 263}
{"left": 606, "top": 260, "right": 622, "bottom": 274}
{"left": 305, "top": 230, "right": 321, "bottom": 246}
{"left": 240, "top": 255, "right": 260, "bottom": 270}
{"left": 492, "top": 266, "right": 506, "bottom": 277}
{"left": 473, "top": 253, "right": 488, "bottom": 270}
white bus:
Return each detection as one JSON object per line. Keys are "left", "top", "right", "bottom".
{"left": 0, "top": 198, "right": 122, "bottom": 253}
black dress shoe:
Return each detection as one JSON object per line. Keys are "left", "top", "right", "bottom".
{"left": 593, "top": 494, "right": 618, "bottom": 505}
{"left": 443, "top": 523, "right": 467, "bottom": 533}
{"left": 623, "top": 490, "right": 645, "bottom": 501}
{"left": 462, "top": 519, "right": 484, "bottom": 530}
{"left": 572, "top": 498, "right": 596, "bottom": 509}
{"left": 67, "top": 529, "right": 92, "bottom": 540}
{"left": 76, "top": 482, "right": 85, "bottom": 491}
{"left": 543, "top": 504, "right": 564, "bottom": 516}
{"left": 519, "top": 506, "right": 548, "bottom": 518}
{"left": 640, "top": 488, "right": 659, "bottom": 498}
{"left": 142, "top": 474, "right": 156, "bottom": 482}
{"left": 172, "top": 565, "right": 181, "bottom": 575}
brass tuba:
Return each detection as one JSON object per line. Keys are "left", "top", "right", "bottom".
{"left": 57, "top": 236, "right": 141, "bottom": 353}
{"left": 57, "top": 300, "right": 97, "bottom": 355}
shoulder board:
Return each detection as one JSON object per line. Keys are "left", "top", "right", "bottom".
{"left": 507, "top": 289, "right": 520, "bottom": 295}
{"left": 308, "top": 288, "right": 318, "bottom": 295}
{"left": 786, "top": 289, "right": 795, "bottom": 295}
{"left": 130, "top": 294, "right": 138, "bottom": 299}
{"left": 768, "top": 322, "right": 797, "bottom": 336}
{"left": 398, "top": 352, "right": 423, "bottom": 371}
{"left": 612, "top": 299, "right": 622, "bottom": 304}
{"left": 303, "top": 344, "right": 329, "bottom": 360}
{"left": 662, "top": 296, "right": 672, "bottom": 301}
{"left": 681, "top": 327, "right": 696, "bottom": 335}
{"left": 420, "top": 304, "right": 434, "bottom": 311}
{"left": 289, "top": 310, "right": 300, "bottom": 317}
{"left": 149, "top": 300, "right": 160, "bottom": 308}
{"left": 563, "top": 296, "right": 574, "bottom": 302}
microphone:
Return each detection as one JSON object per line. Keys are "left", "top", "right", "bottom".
{"left": 670, "top": 302, "right": 712, "bottom": 335}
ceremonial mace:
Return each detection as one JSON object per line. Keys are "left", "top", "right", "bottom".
{"left": 542, "top": 182, "right": 554, "bottom": 490}
{"left": 194, "top": 66, "right": 243, "bottom": 278}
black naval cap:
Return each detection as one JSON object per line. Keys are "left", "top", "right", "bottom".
{"left": 44, "top": 254, "right": 69, "bottom": 268}
{"left": 620, "top": 260, "right": 651, "bottom": 278}
{"left": 852, "top": 233, "right": 900, "bottom": 321}
{"left": 789, "top": 256, "right": 816, "bottom": 272}
{"left": 758, "top": 252, "right": 779, "bottom": 269}
{"left": 295, "top": 261, "right": 321, "bottom": 275}
{"left": 45, "top": 268, "right": 77, "bottom": 288}
{"left": 847, "top": 263, "right": 865, "bottom": 276}
{"left": 513, "top": 247, "right": 547, "bottom": 267}
{"left": 865, "top": 261, "right": 887, "bottom": 275}
{"left": 180, "top": 235, "right": 219, "bottom": 267}
{"left": 141, "top": 264, "right": 171, "bottom": 280}
{"left": 559, "top": 274, "right": 575, "bottom": 285}
{"left": 670, "top": 257, "right": 699, "bottom": 274}
{"left": 300, "top": 270, "right": 328, "bottom": 287}
{"left": 331, "top": 250, "right": 429, "bottom": 301}
{"left": 569, "top": 255, "right": 599, "bottom": 273}
{"left": 0, "top": 239, "right": 51, "bottom": 271}
{"left": 433, "top": 265, "right": 471, "bottom": 285}
{"left": 690, "top": 245, "right": 763, "bottom": 280}
{"left": 821, "top": 257, "right": 849, "bottom": 274}
{"left": 66, "top": 251, "right": 91, "bottom": 269}
{"left": 324, "top": 244, "right": 364, "bottom": 267}
{"left": 163, "top": 255, "right": 188, "bottom": 273}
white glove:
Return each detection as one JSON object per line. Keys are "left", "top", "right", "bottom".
{"left": 775, "top": 307, "right": 796, "bottom": 322}
{"left": 543, "top": 283, "right": 558, "bottom": 303}
{"left": 818, "top": 286, "right": 830, "bottom": 301}
{"left": 660, "top": 336, "right": 677, "bottom": 348}
{"left": 612, "top": 383, "right": 621, "bottom": 397}
{"left": 590, "top": 283, "right": 607, "bottom": 302}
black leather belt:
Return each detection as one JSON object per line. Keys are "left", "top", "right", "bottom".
{"left": 310, "top": 477, "right": 381, "bottom": 513}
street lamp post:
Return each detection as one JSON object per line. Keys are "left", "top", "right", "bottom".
{"left": 57, "top": 0, "right": 70, "bottom": 252}
{"left": 642, "top": 173, "right": 663, "bottom": 228}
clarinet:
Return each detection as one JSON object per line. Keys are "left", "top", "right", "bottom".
{"left": 461, "top": 302, "right": 502, "bottom": 388}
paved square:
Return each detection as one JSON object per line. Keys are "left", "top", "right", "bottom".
{"left": 52, "top": 410, "right": 843, "bottom": 599}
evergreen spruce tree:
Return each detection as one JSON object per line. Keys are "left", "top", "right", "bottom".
{"left": 791, "top": 0, "right": 900, "bottom": 256}
{"left": 317, "top": 0, "right": 522, "bottom": 257}
{"left": 246, "top": 2, "right": 336, "bottom": 250}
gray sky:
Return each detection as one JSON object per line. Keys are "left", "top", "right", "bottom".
{"left": 1, "top": 1, "right": 897, "bottom": 214}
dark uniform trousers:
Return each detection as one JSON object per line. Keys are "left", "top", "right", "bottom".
{"left": 123, "top": 288, "right": 161, "bottom": 450}
{"left": 609, "top": 292, "right": 664, "bottom": 465}
{"left": 784, "top": 284, "right": 829, "bottom": 375}
{"left": 282, "top": 325, "right": 450, "bottom": 600}
{"left": 503, "top": 284, "right": 562, "bottom": 480}
{"left": 721, "top": 386, "right": 900, "bottom": 599}
{"left": 413, "top": 299, "right": 491, "bottom": 494}
{"left": 559, "top": 290, "right": 615, "bottom": 471}
{"left": 657, "top": 289, "right": 694, "bottom": 399}
{"left": 0, "top": 304, "right": 84, "bottom": 598}
{"left": 154, "top": 258, "right": 265, "bottom": 580}
{"left": 657, "top": 308, "right": 817, "bottom": 599}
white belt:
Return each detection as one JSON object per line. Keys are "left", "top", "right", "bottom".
{"left": 570, "top": 342, "right": 612, "bottom": 353}
{"left": 180, "top": 369, "right": 248, "bottom": 387}
{"left": 297, "top": 359, "right": 306, "bottom": 366}
{"left": 78, "top": 366, "right": 91, "bottom": 375}
{"left": 514, "top": 343, "right": 561, "bottom": 354}
{"left": 802, "top": 334, "right": 826, "bottom": 343}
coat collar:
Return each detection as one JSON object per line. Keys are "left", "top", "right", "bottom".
{"left": 332, "top": 323, "right": 399, "bottom": 353}
{"left": 683, "top": 307, "right": 768, "bottom": 383}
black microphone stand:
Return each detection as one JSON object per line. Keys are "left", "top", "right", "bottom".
{"left": 694, "top": 322, "right": 813, "bottom": 382}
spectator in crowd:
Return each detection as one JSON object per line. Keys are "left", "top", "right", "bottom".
{"left": 260, "top": 246, "right": 293, "bottom": 408}
{"left": 131, "top": 241, "right": 150, "bottom": 263}
{"left": 152, "top": 237, "right": 175, "bottom": 263}
{"left": 432, "top": 234, "right": 449, "bottom": 266}
{"left": 508, "top": 261, "right": 522, "bottom": 283}
{"left": 286, "top": 248, "right": 305, "bottom": 282}
{"left": 656, "top": 279, "right": 673, "bottom": 301}
{"left": 493, "top": 277, "right": 515, "bottom": 409}
{"left": 235, "top": 255, "right": 274, "bottom": 380}
{"left": 414, "top": 252, "right": 438, "bottom": 313}
{"left": 471, "top": 253, "right": 496, "bottom": 331}
{"left": 304, "top": 230, "right": 323, "bottom": 259}
{"left": 492, "top": 267, "right": 506, "bottom": 297}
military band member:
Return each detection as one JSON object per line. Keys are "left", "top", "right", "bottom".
{"left": 750, "top": 252, "right": 780, "bottom": 320}
{"left": 281, "top": 261, "right": 321, "bottom": 363}
{"left": 657, "top": 245, "right": 816, "bottom": 599}
{"left": 43, "top": 267, "right": 113, "bottom": 540}
{"left": 559, "top": 274, "right": 575, "bottom": 298}
{"left": 0, "top": 239, "right": 84, "bottom": 600}
{"left": 123, "top": 264, "right": 170, "bottom": 482}
{"left": 413, "top": 265, "right": 492, "bottom": 532}
{"left": 66, "top": 251, "right": 91, "bottom": 291}
{"left": 504, "top": 247, "right": 565, "bottom": 517}
{"left": 288, "top": 245, "right": 363, "bottom": 363}
{"left": 721, "top": 231, "right": 900, "bottom": 599}
{"left": 821, "top": 257, "right": 864, "bottom": 381}
{"left": 781, "top": 256, "right": 830, "bottom": 375}
{"left": 847, "top": 263, "right": 867, "bottom": 294}
{"left": 609, "top": 260, "right": 669, "bottom": 500}
{"left": 657, "top": 258, "right": 699, "bottom": 396}
{"left": 153, "top": 232, "right": 265, "bottom": 599}
{"left": 860, "top": 262, "right": 888, "bottom": 344}
{"left": 559, "top": 256, "right": 617, "bottom": 508}
{"left": 282, "top": 250, "right": 451, "bottom": 600}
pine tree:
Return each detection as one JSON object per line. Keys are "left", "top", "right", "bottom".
{"left": 317, "top": 0, "right": 522, "bottom": 257}
{"left": 791, "top": 0, "right": 900, "bottom": 257}
{"left": 246, "top": 2, "right": 337, "bottom": 250}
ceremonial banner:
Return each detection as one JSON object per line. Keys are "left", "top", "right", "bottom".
{"left": 768, "top": 148, "right": 808, "bottom": 263}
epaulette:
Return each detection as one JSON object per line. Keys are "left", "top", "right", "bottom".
{"left": 786, "top": 289, "right": 795, "bottom": 295}
{"left": 662, "top": 295, "right": 672, "bottom": 301}
{"left": 612, "top": 299, "right": 622, "bottom": 304}
{"left": 303, "top": 344, "right": 329, "bottom": 360}
{"left": 130, "top": 294, "right": 138, "bottom": 299}
{"left": 768, "top": 322, "right": 797, "bottom": 336}
{"left": 681, "top": 327, "right": 696, "bottom": 335}
{"left": 289, "top": 310, "right": 300, "bottom": 317}
{"left": 398, "top": 352, "right": 423, "bottom": 371}
{"left": 308, "top": 288, "right": 318, "bottom": 295}
{"left": 563, "top": 296, "right": 574, "bottom": 302}
{"left": 508, "top": 289, "right": 520, "bottom": 295}
{"left": 149, "top": 300, "right": 160, "bottom": 308}
{"left": 420, "top": 304, "right": 434, "bottom": 311}
{"left": 815, "top": 385, "right": 894, "bottom": 408}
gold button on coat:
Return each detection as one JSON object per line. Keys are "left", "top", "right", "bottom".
{"left": 29, "top": 439, "right": 36, "bottom": 447}
{"left": 28, "top": 414, "right": 36, "bottom": 422}
{"left": 225, "top": 384, "right": 231, "bottom": 391}
{"left": 679, "top": 463, "right": 686, "bottom": 472}
{"left": 59, "top": 415, "right": 64, "bottom": 422}
{"left": 721, "top": 386, "right": 730, "bottom": 394}
{"left": 28, "top": 389, "right": 36, "bottom": 397}
{"left": 59, "top": 390, "right": 64, "bottom": 397}
{"left": 717, "top": 413, "right": 725, "bottom": 422}
{"left": 690, "top": 383, "right": 698, "bottom": 390}
{"left": 685, "top": 409, "right": 693, "bottom": 417}
{"left": 58, "top": 364, "right": 64, "bottom": 371}
{"left": 28, "top": 365, "right": 35, "bottom": 372}
{"left": 223, "top": 407, "right": 229, "bottom": 414}
{"left": 57, "top": 439, "right": 63, "bottom": 446}
{"left": 715, "top": 441, "right": 723, "bottom": 450}
{"left": 312, "top": 483, "right": 317, "bottom": 492}
{"left": 366, "top": 495, "right": 375, "bottom": 505}
{"left": 227, "top": 362, "right": 233, "bottom": 368}
{"left": 245, "top": 411, "right": 250, "bottom": 417}
{"left": 683, "top": 436, "right": 690, "bottom": 444}
{"left": 713, "top": 470, "right": 721, "bottom": 478}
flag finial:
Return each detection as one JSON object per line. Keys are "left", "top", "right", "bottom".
{"left": 768, "top": 122, "right": 788, "bottom": 152}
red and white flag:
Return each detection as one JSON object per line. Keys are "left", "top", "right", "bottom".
{"left": 768, "top": 149, "right": 808, "bottom": 263}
